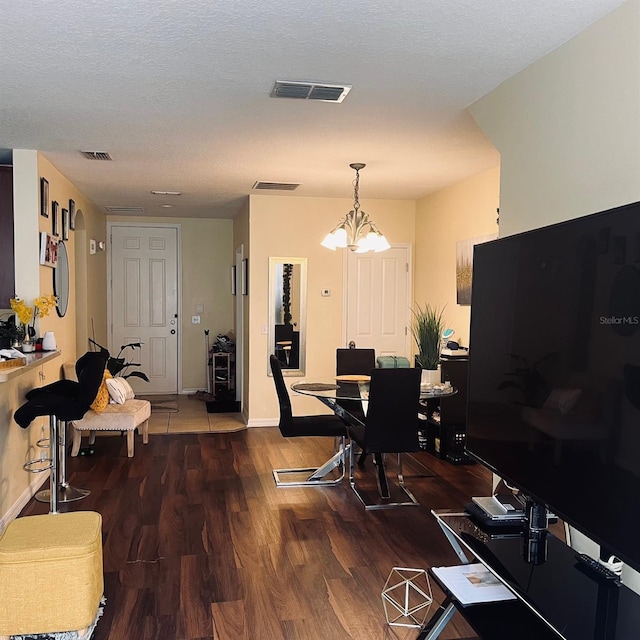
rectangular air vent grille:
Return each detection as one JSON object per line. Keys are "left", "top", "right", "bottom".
{"left": 271, "top": 81, "right": 351, "bottom": 103}
{"left": 252, "top": 181, "right": 300, "bottom": 191}
{"left": 105, "top": 206, "right": 145, "bottom": 215}
{"left": 79, "top": 151, "right": 113, "bottom": 161}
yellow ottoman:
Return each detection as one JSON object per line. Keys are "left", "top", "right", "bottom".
{"left": 0, "top": 511, "right": 103, "bottom": 637}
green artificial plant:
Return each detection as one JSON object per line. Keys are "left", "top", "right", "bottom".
{"left": 411, "top": 303, "right": 445, "bottom": 370}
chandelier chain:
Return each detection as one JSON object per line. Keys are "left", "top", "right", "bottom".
{"left": 352, "top": 169, "right": 361, "bottom": 215}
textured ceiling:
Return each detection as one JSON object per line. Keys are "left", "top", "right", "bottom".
{"left": 0, "top": 0, "right": 626, "bottom": 219}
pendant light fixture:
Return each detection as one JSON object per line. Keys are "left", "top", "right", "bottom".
{"left": 321, "top": 163, "right": 390, "bottom": 253}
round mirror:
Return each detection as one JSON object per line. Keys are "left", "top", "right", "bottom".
{"left": 54, "top": 241, "right": 69, "bottom": 317}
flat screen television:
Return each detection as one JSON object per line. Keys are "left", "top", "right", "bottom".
{"left": 466, "top": 200, "right": 640, "bottom": 572}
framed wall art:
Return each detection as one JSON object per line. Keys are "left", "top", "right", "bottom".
{"left": 51, "top": 201, "right": 59, "bottom": 237}
{"left": 40, "top": 178, "right": 49, "bottom": 217}
{"left": 62, "top": 208, "right": 69, "bottom": 240}
{"left": 69, "top": 199, "right": 76, "bottom": 230}
{"left": 241, "top": 258, "right": 248, "bottom": 295}
{"left": 39, "top": 231, "right": 59, "bottom": 268}
{"left": 455, "top": 233, "right": 497, "bottom": 305}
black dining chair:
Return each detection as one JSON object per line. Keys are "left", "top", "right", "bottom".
{"left": 336, "top": 348, "right": 376, "bottom": 377}
{"left": 270, "top": 355, "right": 349, "bottom": 487}
{"left": 336, "top": 347, "right": 376, "bottom": 421}
{"left": 346, "top": 367, "right": 422, "bottom": 509}
{"left": 336, "top": 347, "right": 376, "bottom": 463}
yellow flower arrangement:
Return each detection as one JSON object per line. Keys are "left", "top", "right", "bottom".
{"left": 10, "top": 295, "right": 57, "bottom": 339}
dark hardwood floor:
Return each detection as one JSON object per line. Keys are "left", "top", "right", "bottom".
{"left": 20, "top": 428, "right": 492, "bottom": 639}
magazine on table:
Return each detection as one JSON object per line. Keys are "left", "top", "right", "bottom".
{"left": 432, "top": 563, "right": 516, "bottom": 605}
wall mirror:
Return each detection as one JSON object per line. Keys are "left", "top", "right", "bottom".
{"left": 54, "top": 240, "right": 69, "bottom": 317}
{"left": 268, "top": 257, "right": 307, "bottom": 376}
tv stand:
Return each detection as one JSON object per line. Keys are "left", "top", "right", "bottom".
{"left": 419, "top": 510, "right": 640, "bottom": 640}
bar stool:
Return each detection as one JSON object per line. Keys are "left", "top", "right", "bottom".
{"left": 14, "top": 350, "right": 108, "bottom": 513}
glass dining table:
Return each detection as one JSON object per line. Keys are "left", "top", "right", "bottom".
{"left": 291, "top": 375, "right": 456, "bottom": 498}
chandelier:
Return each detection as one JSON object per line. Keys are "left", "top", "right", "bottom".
{"left": 321, "top": 163, "right": 391, "bottom": 253}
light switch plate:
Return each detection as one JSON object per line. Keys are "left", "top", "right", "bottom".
{"left": 321, "top": 288, "right": 331, "bottom": 297}
{"left": 89, "top": 239, "right": 96, "bottom": 255}
{"left": 192, "top": 315, "right": 201, "bottom": 324}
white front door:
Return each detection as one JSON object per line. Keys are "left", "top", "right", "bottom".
{"left": 110, "top": 225, "right": 179, "bottom": 394}
{"left": 345, "top": 244, "right": 412, "bottom": 357}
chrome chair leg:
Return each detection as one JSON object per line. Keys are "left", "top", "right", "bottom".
{"left": 273, "top": 437, "right": 348, "bottom": 487}
{"left": 349, "top": 448, "right": 420, "bottom": 510}
{"left": 36, "top": 419, "right": 90, "bottom": 508}
{"left": 58, "top": 420, "right": 91, "bottom": 502}
{"left": 33, "top": 416, "right": 59, "bottom": 513}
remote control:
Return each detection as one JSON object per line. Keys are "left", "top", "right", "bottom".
{"left": 575, "top": 553, "right": 621, "bottom": 583}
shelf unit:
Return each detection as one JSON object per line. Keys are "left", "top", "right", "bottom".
{"left": 209, "top": 351, "right": 234, "bottom": 398}
{"left": 418, "top": 357, "right": 473, "bottom": 465}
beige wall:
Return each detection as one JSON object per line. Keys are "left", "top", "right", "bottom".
{"left": 469, "top": 0, "right": 640, "bottom": 591}
{"left": 1, "top": 150, "right": 105, "bottom": 527}
{"left": 106, "top": 215, "right": 234, "bottom": 391}
{"left": 470, "top": 0, "right": 640, "bottom": 237}
{"left": 37, "top": 154, "right": 107, "bottom": 361}
{"left": 247, "top": 194, "right": 415, "bottom": 425}
{"left": 415, "top": 166, "right": 500, "bottom": 348}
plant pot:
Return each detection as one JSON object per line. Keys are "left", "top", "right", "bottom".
{"left": 421, "top": 368, "right": 441, "bottom": 386}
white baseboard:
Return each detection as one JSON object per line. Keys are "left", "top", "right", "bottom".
{"left": 180, "top": 388, "right": 203, "bottom": 395}
{"left": 246, "top": 418, "right": 278, "bottom": 428}
{"left": 0, "top": 473, "right": 49, "bottom": 533}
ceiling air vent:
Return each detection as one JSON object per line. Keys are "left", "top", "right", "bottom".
{"left": 79, "top": 151, "right": 112, "bottom": 161}
{"left": 252, "top": 181, "right": 300, "bottom": 191}
{"left": 270, "top": 81, "right": 351, "bottom": 103}
{"left": 105, "top": 206, "right": 145, "bottom": 215}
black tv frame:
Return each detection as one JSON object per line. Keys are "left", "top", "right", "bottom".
{"left": 465, "top": 200, "right": 640, "bottom": 573}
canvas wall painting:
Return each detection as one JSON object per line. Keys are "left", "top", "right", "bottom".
{"left": 456, "top": 233, "right": 497, "bottom": 305}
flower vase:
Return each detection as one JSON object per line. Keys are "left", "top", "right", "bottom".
{"left": 21, "top": 338, "right": 35, "bottom": 353}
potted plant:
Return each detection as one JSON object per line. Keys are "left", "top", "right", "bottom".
{"left": 88, "top": 338, "right": 150, "bottom": 382}
{"left": 410, "top": 303, "right": 445, "bottom": 385}
{"left": 0, "top": 314, "right": 23, "bottom": 349}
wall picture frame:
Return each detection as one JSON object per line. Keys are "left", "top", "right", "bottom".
{"left": 456, "top": 233, "right": 497, "bottom": 305}
{"left": 39, "top": 231, "right": 59, "bottom": 268}
{"left": 69, "top": 199, "right": 76, "bottom": 230}
{"left": 241, "top": 258, "right": 248, "bottom": 295}
{"left": 51, "top": 201, "right": 59, "bottom": 237}
{"left": 62, "top": 208, "right": 69, "bottom": 240}
{"left": 40, "top": 178, "right": 49, "bottom": 217}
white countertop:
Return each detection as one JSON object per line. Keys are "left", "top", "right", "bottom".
{"left": 0, "top": 350, "right": 61, "bottom": 383}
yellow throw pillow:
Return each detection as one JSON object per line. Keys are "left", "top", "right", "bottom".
{"left": 90, "top": 370, "right": 112, "bottom": 413}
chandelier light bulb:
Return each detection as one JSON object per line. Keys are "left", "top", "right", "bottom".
{"left": 321, "top": 232, "right": 338, "bottom": 250}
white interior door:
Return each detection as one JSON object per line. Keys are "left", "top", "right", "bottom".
{"left": 110, "top": 225, "right": 179, "bottom": 394}
{"left": 345, "top": 244, "right": 412, "bottom": 357}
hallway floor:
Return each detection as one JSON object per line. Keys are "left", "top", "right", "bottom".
{"left": 147, "top": 394, "right": 245, "bottom": 434}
